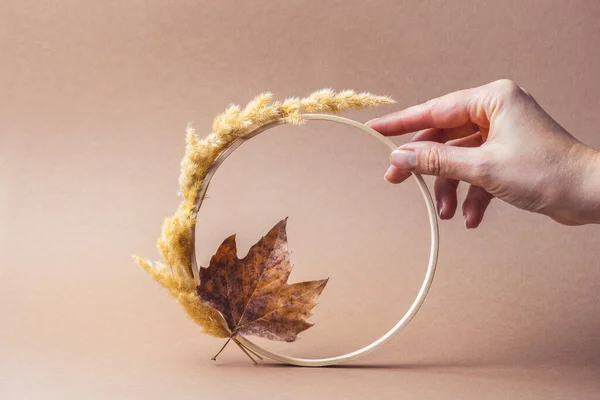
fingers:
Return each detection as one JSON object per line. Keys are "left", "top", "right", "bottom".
{"left": 384, "top": 165, "right": 411, "bottom": 184}
{"left": 385, "top": 131, "right": 486, "bottom": 216}
{"left": 367, "top": 86, "right": 491, "bottom": 136}
{"left": 431, "top": 133, "right": 482, "bottom": 219}
{"left": 383, "top": 126, "right": 480, "bottom": 184}
{"left": 435, "top": 177, "right": 459, "bottom": 219}
{"left": 368, "top": 79, "right": 529, "bottom": 139}
{"left": 411, "top": 123, "right": 479, "bottom": 143}
{"left": 375, "top": 80, "right": 530, "bottom": 226}
{"left": 384, "top": 134, "right": 494, "bottom": 228}
{"left": 447, "top": 132, "right": 484, "bottom": 148}
{"left": 389, "top": 141, "right": 484, "bottom": 185}
{"left": 462, "top": 185, "right": 494, "bottom": 229}
{"left": 383, "top": 128, "right": 445, "bottom": 184}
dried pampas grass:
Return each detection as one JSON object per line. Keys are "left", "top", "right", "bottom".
{"left": 134, "top": 89, "right": 394, "bottom": 338}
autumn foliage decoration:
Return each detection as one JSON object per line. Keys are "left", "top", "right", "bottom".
{"left": 134, "top": 89, "right": 394, "bottom": 360}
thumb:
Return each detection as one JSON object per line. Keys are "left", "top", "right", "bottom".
{"left": 390, "top": 142, "right": 486, "bottom": 184}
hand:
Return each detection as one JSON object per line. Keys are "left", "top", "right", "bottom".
{"left": 367, "top": 79, "right": 600, "bottom": 227}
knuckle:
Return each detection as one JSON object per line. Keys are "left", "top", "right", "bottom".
{"left": 423, "top": 98, "right": 439, "bottom": 122}
{"left": 424, "top": 98, "right": 438, "bottom": 110}
{"left": 423, "top": 145, "right": 444, "bottom": 176}
{"left": 492, "top": 79, "right": 523, "bottom": 101}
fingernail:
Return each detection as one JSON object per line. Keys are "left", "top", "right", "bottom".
{"left": 437, "top": 201, "right": 444, "bottom": 219}
{"left": 366, "top": 117, "right": 380, "bottom": 126}
{"left": 390, "top": 150, "right": 416, "bottom": 169}
{"left": 384, "top": 165, "right": 395, "bottom": 182}
{"left": 464, "top": 213, "right": 476, "bottom": 229}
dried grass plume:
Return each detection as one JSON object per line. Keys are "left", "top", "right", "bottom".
{"left": 134, "top": 89, "right": 394, "bottom": 337}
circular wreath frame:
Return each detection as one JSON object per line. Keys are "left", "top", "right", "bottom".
{"left": 135, "top": 90, "right": 439, "bottom": 367}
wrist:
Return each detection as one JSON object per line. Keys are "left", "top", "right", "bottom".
{"left": 552, "top": 144, "right": 600, "bottom": 225}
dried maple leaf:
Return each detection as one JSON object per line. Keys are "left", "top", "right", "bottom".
{"left": 197, "top": 218, "right": 328, "bottom": 360}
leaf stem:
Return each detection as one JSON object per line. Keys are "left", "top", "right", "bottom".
{"left": 232, "top": 338, "right": 258, "bottom": 365}
{"left": 236, "top": 340, "right": 263, "bottom": 360}
{"left": 211, "top": 337, "right": 232, "bottom": 361}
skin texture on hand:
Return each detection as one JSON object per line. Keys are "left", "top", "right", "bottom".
{"left": 368, "top": 79, "right": 600, "bottom": 227}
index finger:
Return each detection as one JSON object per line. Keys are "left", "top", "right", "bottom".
{"left": 367, "top": 85, "right": 490, "bottom": 137}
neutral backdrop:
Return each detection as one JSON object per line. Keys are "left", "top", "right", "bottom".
{"left": 2, "top": 1, "right": 600, "bottom": 399}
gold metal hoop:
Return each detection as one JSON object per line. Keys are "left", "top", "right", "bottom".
{"left": 191, "top": 114, "right": 439, "bottom": 367}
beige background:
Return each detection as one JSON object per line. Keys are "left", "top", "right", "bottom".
{"left": 2, "top": 0, "right": 600, "bottom": 398}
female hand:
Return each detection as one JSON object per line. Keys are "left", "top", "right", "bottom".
{"left": 368, "top": 79, "right": 600, "bottom": 227}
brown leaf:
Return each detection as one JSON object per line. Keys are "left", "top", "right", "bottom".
{"left": 197, "top": 218, "right": 328, "bottom": 342}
